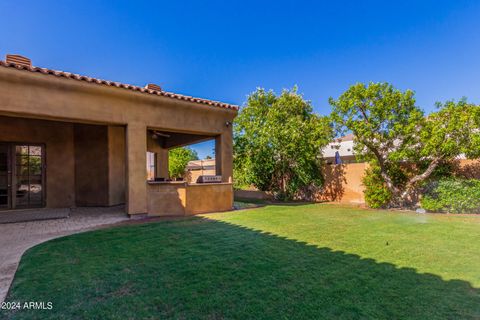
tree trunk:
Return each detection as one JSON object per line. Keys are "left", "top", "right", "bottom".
{"left": 399, "top": 158, "right": 441, "bottom": 203}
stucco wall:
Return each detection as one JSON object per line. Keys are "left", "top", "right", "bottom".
{"left": 147, "top": 182, "right": 233, "bottom": 216}
{"left": 74, "top": 124, "right": 109, "bottom": 206}
{"left": 319, "top": 163, "right": 368, "bottom": 204}
{"left": 147, "top": 133, "right": 169, "bottom": 179}
{"left": 75, "top": 124, "right": 126, "bottom": 207}
{"left": 108, "top": 126, "right": 126, "bottom": 205}
{"left": 319, "top": 160, "right": 479, "bottom": 205}
{"left": 0, "top": 116, "right": 75, "bottom": 208}
{"left": 185, "top": 183, "right": 233, "bottom": 215}
{"left": 234, "top": 189, "right": 273, "bottom": 200}
{"left": 147, "top": 183, "right": 187, "bottom": 216}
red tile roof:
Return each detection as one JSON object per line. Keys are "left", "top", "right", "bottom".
{"left": 340, "top": 133, "right": 355, "bottom": 141}
{"left": 0, "top": 59, "right": 239, "bottom": 111}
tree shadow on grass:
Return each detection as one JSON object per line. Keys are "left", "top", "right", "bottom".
{"left": 3, "top": 217, "right": 479, "bottom": 320}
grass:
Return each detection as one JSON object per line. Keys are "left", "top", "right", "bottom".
{"left": 2, "top": 203, "right": 479, "bottom": 319}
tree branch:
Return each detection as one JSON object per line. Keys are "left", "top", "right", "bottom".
{"left": 400, "top": 157, "right": 442, "bottom": 200}
{"left": 359, "top": 138, "right": 400, "bottom": 195}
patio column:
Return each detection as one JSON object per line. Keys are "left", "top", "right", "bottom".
{"left": 126, "top": 122, "right": 147, "bottom": 215}
{"left": 215, "top": 126, "right": 233, "bottom": 183}
{"left": 155, "top": 148, "right": 169, "bottom": 179}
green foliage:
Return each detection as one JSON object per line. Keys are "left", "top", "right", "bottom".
{"left": 330, "top": 82, "right": 480, "bottom": 206}
{"left": 234, "top": 87, "right": 333, "bottom": 200}
{"left": 362, "top": 165, "right": 392, "bottom": 208}
{"left": 168, "top": 147, "right": 198, "bottom": 179}
{"left": 421, "top": 178, "right": 480, "bottom": 213}
{"left": 362, "top": 163, "right": 408, "bottom": 208}
{"left": 329, "top": 82, "right": 423, "bottom": 164}
{"left": 362, "top": 162, "right": 455, "bottom": 209}
{"left": 425, "top": 100, "right": 480, "bottom": 160}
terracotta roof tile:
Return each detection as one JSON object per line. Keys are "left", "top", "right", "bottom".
{"left": 0, "top": 60, "right": 239, "bottom": 111}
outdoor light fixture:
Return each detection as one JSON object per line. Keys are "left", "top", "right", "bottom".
{"left": 225, "top": 121, "right": 232, "bottom": 127}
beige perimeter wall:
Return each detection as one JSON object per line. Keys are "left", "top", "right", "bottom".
{"left": 318, "top": 163, "right": 368, "bottom": 204}
{"left": 319, "top": 160, "right": 480, "bottom": 204}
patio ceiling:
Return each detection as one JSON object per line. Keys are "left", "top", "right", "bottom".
{"left": 149, "top": 130, "right": 214, "bottom": 149}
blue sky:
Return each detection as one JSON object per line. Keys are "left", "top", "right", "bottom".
{"left": 1, "top": 0, "right": 480, "bottom": 158}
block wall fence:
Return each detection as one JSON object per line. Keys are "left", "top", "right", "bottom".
{"left": 235, "top": 160, "right": 480, "bottom": 205}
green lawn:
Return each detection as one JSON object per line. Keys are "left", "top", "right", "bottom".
{"left": 3, "top": 204, "right": 480, "bottom": 319}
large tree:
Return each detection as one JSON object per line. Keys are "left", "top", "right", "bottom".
{"left": 234, "top": 87, "right": 332, "bottom": 200}
{"left": 330, "top": 82, "right": 480, "bottom": 206}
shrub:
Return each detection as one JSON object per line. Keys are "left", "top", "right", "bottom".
{"left": 421, "top": 178, "right": 480, "bottom": 213}
{"left": 362, "top": 165, "right": 392, "bottom": 208}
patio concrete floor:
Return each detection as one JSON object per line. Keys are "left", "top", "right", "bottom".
{"left": 0, "top": 206, "right": 129, "bottom": 303}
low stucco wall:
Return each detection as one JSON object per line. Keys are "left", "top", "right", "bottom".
{"left": 185, "top": 183, "right": 233, "bottom": 215}
{"left": 234, "top": 189, "right": 273, "bottom": 200}
{"left": 147, "top": 182, "right": 233, "bottom": 216}
{"left": 147, "top": 182, "right": 186, "bottom": 216}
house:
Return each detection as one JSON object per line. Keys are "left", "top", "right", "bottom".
{"left": 322, "top": 134, "right": 359, "bottom": 164}
{"left": 0, "top": 54, "right": 238, "bottom": 217}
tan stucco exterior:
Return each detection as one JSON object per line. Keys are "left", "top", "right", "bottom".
{"left": 0, "top": 58, "right": 237, "bottom": 215}
{"left": 0, "top": 116, "right": 127, "bottom": 208}
{"left": 0, "top": 116, "right": 75, "bottom": 208}
{"left": 147, "top": 182, "right": 233, "bottom": 216}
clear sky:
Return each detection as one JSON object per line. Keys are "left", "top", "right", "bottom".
{"left": 1, "top": 1, "right": 480, "bottom": 158}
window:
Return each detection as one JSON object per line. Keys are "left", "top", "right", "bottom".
{"left": 146, "top": 152, "right": 156, "bottom": 180}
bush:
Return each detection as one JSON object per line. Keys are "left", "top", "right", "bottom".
{"left": 169, "top": 147, "right": 198, "bottom": 179}
{"left": 362, "top": 165, "right": 392, "bottom": 208}
{"left": 421, "top": 178, "right": 480, "bottom": 213}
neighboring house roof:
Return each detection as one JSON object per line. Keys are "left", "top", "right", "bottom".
{"left": 322, "top": 134, "right": 356, "bottom": 158}
{"left": 338, "top": 133, "right": 355, "bottom": 141}
{"left": 187, "top": 159, "right": 216, "bottom": 170}
{"left": 0, "top": 55, "right": 239, "bottom": 111}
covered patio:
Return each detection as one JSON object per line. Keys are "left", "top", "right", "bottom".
{"left": 0, "top": 54, "right": 237, "bottom": 217}
{"left": 146, "top": 129, "right": 234, "bottom": 216}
